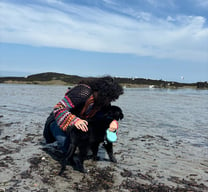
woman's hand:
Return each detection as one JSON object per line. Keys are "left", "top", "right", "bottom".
{"left": 109, "top": 120, "right": 118, "bottom": 132}
{"left": 75, "top": 119, "right": 88, "bottom": 132}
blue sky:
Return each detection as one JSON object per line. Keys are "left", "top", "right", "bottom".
{"left": 0, "top": 0, "right": 208, "bottom": 82}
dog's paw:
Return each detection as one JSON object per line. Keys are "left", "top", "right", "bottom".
{"left": 73, "top": 160, "right": 87, "bottom": 173}
{"left": 73, "top": 165, "right": 87, "bottom": 173}
{"left": 109, "top": 155, "right": 117, "bottom": 163}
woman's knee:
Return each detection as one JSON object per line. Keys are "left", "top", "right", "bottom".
{"left": 50, "top": 121, "right": 67, "bottom": 145}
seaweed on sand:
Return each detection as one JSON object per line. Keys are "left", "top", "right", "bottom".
{"left": 73, "top": 166, "right": 115, "bottom": 191}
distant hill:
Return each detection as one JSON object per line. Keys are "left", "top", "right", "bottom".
{"left": 0, "top": 72, "right": 83, "bottom": 85}
{"left": 26, "top": 72, "right": 83, "bottom": 84}
{"left": 0, "top": 72, "right": 207, "bottom": 88}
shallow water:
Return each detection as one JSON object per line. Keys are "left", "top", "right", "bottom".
{"left": 116, "top": 88, "right": 208, "bottom": 150}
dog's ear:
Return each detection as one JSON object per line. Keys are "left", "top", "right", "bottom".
{"left": 113, "top": 110, "right": 124, "bottom": 121}
{"left": 119, "top": 112, "right": 124, "bottom": 120}
{"left": 109, "top": 106, "right": 124, "bottom": 121}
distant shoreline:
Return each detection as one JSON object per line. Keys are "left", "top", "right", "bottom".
{"left": 0, "top": 80, "right": 201, "bottom": 89}
{"left": 0, "top": 72, "right": 207, "bottom": 89}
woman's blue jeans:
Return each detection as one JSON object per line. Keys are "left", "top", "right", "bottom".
{"left": 50, "top": 121, "right": 68, "bottom": 153}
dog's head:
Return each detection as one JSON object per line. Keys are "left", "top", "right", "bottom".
{"left": 105, "top": 105, "right": 124, "bottom": 121}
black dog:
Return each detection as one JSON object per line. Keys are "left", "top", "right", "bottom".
{"left": 59, "top": 105, "right": 123, "bottom": 174}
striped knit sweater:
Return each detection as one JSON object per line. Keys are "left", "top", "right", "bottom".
{"left": 53, "top": 84, "right": 95, "bottom": 131}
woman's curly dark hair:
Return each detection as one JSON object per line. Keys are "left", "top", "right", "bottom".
{"left": 80, "top": 76, "right": 123, "bottom": 107}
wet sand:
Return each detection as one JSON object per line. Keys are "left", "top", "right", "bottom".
{"left": 0, "top": 115, "right": 207, "bottom": 192}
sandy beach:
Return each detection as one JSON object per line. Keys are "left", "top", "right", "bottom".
{"left": 0, "top": 84, "right": 207, "bottom": 191}
{"left": 0, "top": 115, "right": 207, "bottom": 192}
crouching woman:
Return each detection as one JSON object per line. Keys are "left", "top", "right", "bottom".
{"left": 43, "top": 76, "right": 123, "bottom": 153}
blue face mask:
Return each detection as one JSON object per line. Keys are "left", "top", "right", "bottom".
{"left": 106, "top": 129, "right": 117, "bottom": 142}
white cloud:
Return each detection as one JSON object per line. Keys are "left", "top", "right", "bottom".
{"left": 0, "top": 1, "right": 207, "bottom": 62}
